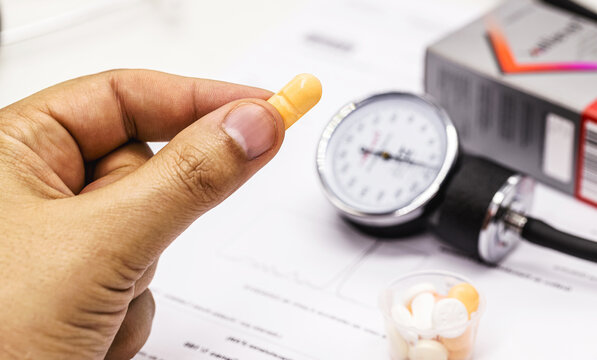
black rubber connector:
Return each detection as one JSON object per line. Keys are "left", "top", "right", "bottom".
{"left": 522, "top": 217, "right": 597, "bottom": 263}
{"left": 429, "top": 154, "right": 516, "bottom": 260}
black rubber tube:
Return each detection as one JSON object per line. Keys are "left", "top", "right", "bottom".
{"left": 522, "top": 217, "right": 597, "bottom": 263}
{"left": 541, "top": 0, "right": 597, "bottom": 22}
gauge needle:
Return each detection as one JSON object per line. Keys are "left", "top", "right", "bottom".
{"left": 360, "top": 147, "right": 438, "bottom": 169}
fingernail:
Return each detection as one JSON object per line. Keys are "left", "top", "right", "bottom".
{"left": 223, "top": 103, "right": 276, "bottom": 159}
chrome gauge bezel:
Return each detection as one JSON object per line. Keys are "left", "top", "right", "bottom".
{"left": 316, "top": 92, "right": 459, "bottom": 228}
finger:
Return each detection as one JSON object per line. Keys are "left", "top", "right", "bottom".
{"left": 1, "top": 69, "right": 272, "bottom": 193}
{"left": 81, "top": 141, "right": 153, "bottom": 194}
{"left": 133, "top": 260, "right": 158, "bottom": 299}
{"left": 74, "top": 97, "right": 284, "bottom": 268}
{"left": 104, "top": 289, "right": 155, "bottom": 360}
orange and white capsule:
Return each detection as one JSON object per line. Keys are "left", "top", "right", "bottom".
{"left": 267, "top": 73, "right": 322, "bottom": 129}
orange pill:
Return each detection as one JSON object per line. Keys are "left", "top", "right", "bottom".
{"left": 433, "top": 292, "right": 448, "bottom": 301}
{"left": 447, "top": 283, "right": 479, "bottom": 316}
{"left": 267, "top": 73, "right": 322, "bottom": 129}
{"left": 447, "top": 347, "right": 473, "bottom": 360}
{"left": 440, "top": 327, "right": 473, "bottom": 351}
{"left": 440, "top": 312, "right": 478, "bottom": 360}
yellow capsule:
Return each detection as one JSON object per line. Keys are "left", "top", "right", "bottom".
{"left": 447, "top": 283, "right": 479, "bottom": 316}
{"left": 267, "top": 73, "right": 322, "bottom": 129}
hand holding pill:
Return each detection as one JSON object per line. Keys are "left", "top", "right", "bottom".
{"left": 0, "top": 70, "right": 321, "bottom": 358}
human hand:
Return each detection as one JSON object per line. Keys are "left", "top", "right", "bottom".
{"left": 0, "top": 70, "right": 285, "bottom": 359}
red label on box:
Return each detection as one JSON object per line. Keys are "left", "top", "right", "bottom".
{"left": 576, "top": 100, "right": 597, "bottom": 206}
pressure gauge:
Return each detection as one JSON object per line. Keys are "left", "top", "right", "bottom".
{"left": 316, "top": 92, "right": 536, "bottom": 264}
{"left": 316, "top": 92, "right": 459, "bottom": 230}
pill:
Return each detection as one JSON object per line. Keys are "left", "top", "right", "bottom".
{"left": 409, "top": 339, "right": 449, "bottom": 360}
{"left": 433, "top": 292, "right": 447, "bottom": 302}
{"left": 400, "top": 282, "right": 437, "bottom": 305}
{"left": 446, "top": 347, "right": 473, "bottom": 360}
{"left": 391, "top": 303, "right": 413, "bottom": 326}
{"left": 385, "top": 323, "right": 410, "bottom": 360}
{"left": 441, "top": 323, "right": 476, "bottom": 360}
{"left": 267, "top": 73, "right": 322, "bottom": 129}
{"left": 447, "top": 283, "right": 479, "bottom": 316}
{"left": 440, "top": 327, "right": 474, "bottom": 351}
{"left": 390, "top": 304, "right": 418, "bottom": 343}
{"left": 432, "top": 298, "right": 468, "bottom": 338}
{"left": 411, "top": 292, "right": 435, "bottom": 331}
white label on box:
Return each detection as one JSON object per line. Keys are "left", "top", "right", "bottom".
{"left": 542, "top": 113, "right": 574, "bottom": 183}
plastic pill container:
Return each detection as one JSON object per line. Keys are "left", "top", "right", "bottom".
{"left": 379, "top": 271, "right": 485, "bottom": 360}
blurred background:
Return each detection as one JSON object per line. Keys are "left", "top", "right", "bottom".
{"left": 0, "top": 0, "right": 499, "bottom": 106}
{"left": 0, "top": 0, "right": 304, "bottom": 105}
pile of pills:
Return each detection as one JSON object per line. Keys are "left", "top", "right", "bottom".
{"left": 385, "top": 281, "right": 480, "bottom": 360}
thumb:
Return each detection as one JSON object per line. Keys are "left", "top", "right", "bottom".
{"left": 82, "top": 98, "right": 284, "bottom": 266}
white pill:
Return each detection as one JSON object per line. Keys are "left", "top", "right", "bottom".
{"left": 409, "top": 339, "right": 449, "bottom": 360}
{"left": 411, "top": 292, "right": 435, "bottom": 331}
{"left": 432, "top": 298, "right": 469, "bottom": 338}
{"left": 385, "top": 323, "right": 410, "bottom": 360}
{"left": 398, "top": 282, "right": 437, "bottom": 305}
{"left": 391, "top": 303, "right": 413, "bottom": 326}
{"left": 390, "top": 304, "right": 418, "bottom": 343}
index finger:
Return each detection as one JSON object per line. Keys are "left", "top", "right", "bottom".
{"left": 0, "top": 70, "right": 273, "bottom": 193}
{"left": 24, "top": 69, "right": 273, "bottom": 160}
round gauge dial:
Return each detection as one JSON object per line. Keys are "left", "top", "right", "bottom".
{"left": 317, "top": 93, "right": 458, "bottom": 227}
